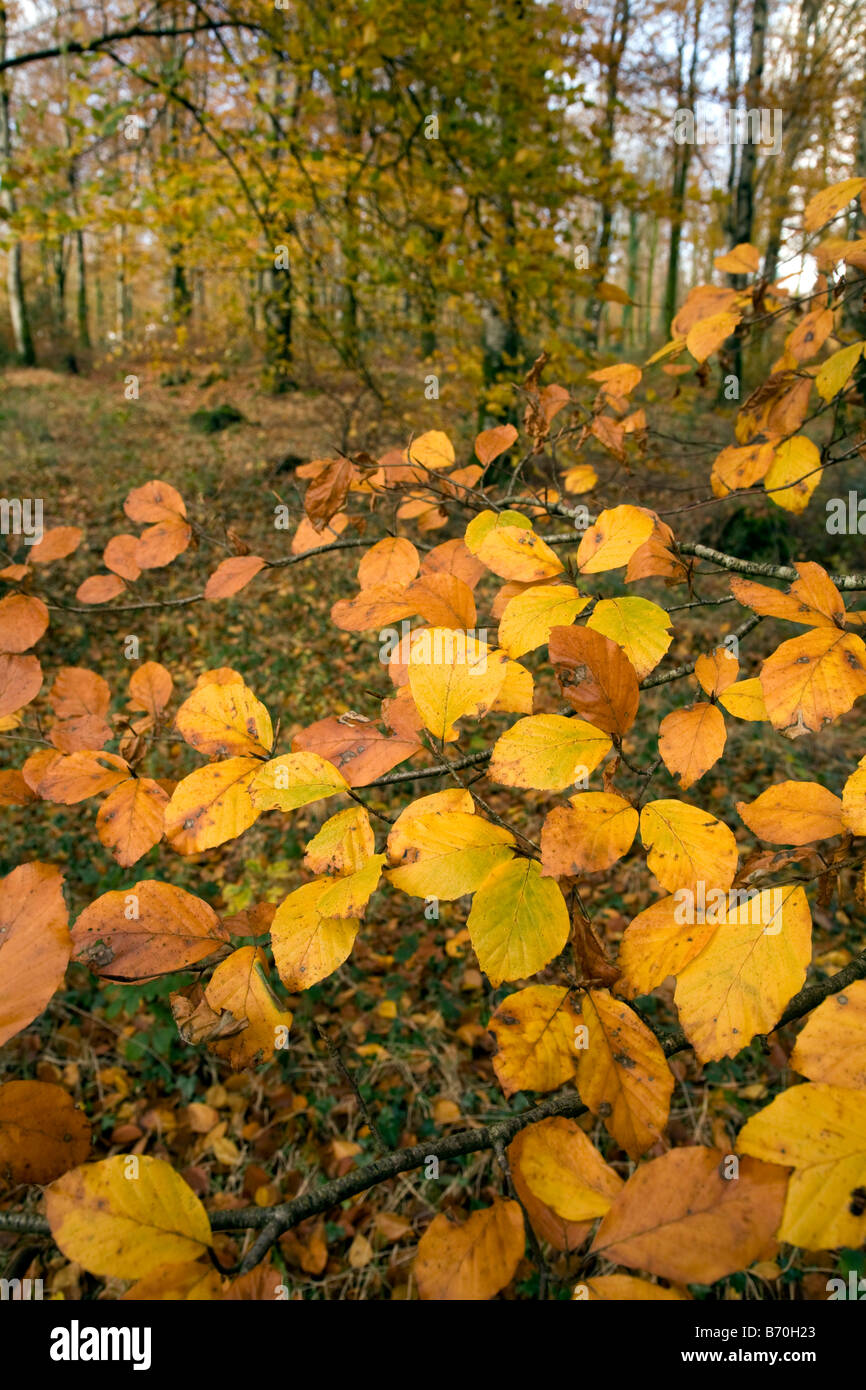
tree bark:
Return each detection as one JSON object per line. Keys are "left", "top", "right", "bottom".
{"left": 0, "top": 2, "right": 35, "bottom": 365}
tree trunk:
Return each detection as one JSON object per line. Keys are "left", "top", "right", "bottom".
{"left": 261, "top": 260, "right": 295, "bottom": 394}
{"left": 0, "top": 2, "right": 35, "bottom": 365}
{"left": 585, "top": 0, "right": 631, "bottom": 349}
{"left": 663, "top": 0, "right": 703, "bottom": 335}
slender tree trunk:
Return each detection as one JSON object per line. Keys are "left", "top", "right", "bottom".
{"left": 664, "top": 0, "right": 702, "bottom": 335}
{"left": 844, "top": 74, "right": 866, "bottom": 342}
{"left": 722, "top": 0, "right": 768, "bottom": 391}
{"left": 642, "top": 214, "right": 658, "bottom": 347}
{"left": 585, "top": 0, "right": 631, "bottom": 349}
{"left": 115, "top": 224, "right": 127, "bottom": 344}
{"left": 623, "top": 209, "right": 639, "bottom": 347}
{"left": 0, "top": 2, "right": 35, "bottom": 365}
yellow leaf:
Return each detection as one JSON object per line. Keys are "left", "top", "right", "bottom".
{"left": 789, "top": 980, "right": 866, "bottom": 1089}
{"left": 476, "top": 525, "right": 564, "bottom": 582}
{"left": 464, "top": 508, "right": 532, "bottom": 553}
{"left": 587, "top": 597, "right": 672, "bottom": 680}
{"left": 675, "top": 885, "right": 812, "bottom": 1061}
{"left": 718, "top": 677, "right": 769, "bottom": 721}
{"left": 540, "top": 792, "right": 638, "bottom": 875}
{"left": 563, "top": 463, "right": 598, "bottom": 493}
{"left": 577, "top": 989, "right": 675, "bottom": 1158}
{"left": 764, "top": 435, "right": 822, "bottom": 512}
{"left": 686, "top": 310, "right": 741, "bottom": 363}
{"left": 713, "top": 243, "right": 760, "bottom": 274}
{"left": 591, "top": 1147, "right": 787, "bottom": 1284}
{"left": 488, "top": 985, "right": 579, "bottom": 1095}
{"left": 386, "top": 811, "right": 515, "bottom": 900}
{"left": 488, "top": 713, "right": 611, "bottom": 791}
{"left": 45, "top": 1154, "right": 212, "bottom": 1279}
{"left": 204, "top": 946, "right": 293, "bottom": 1068}
{"left": 842, "top": 755, "right": 866, "bottom": 834}
{"left": 271, "top": 880, "right": 360, "bottom": 990}
{"left": 736, "top": 781, "right": 844, "bottom": 844}
{"left": 490, "top": 658, "right": 535, "bottom": 714}
{"left": 408, "top": 629, "right": 507, "bottom": 740}
{"left": 640, "top": 798, "right": 738, "bottom": 894}
{"left": 467, "top": 858, "right": 569, "bottom": 986}
{"left": 304, "top": 806, "right": 375, "bottom": 874}
{"left": 760, "top": 628, "right": 866, "bottom": 736}
{"left": 316, "top": 853, "right": 385, "bottom": 919}
{"left": 123, "top": 1259, "right": 222, "bottom": 1300}
{"left": 415, "top": 1198, "right": 524, "bottom": 1300}
{"left": 174, "top": 681, "right": 272, "bottom": 759}
{"left": 250, "top": 751, "right": 348, "bottom": 812}
{"left": 576, "top": 505, "right": 654, "bottom": 573}
{"left": 617, "top": 894, "right": 717, "bottom": 999}
{"left": 803, "top": 177, "right": 866, "bottom": 232}
{"left": 164, "top": 757, "right": 261, "bottom": 854}
{"left": 737, "top": 1082, "right": 866, "bottom": 1247}
{"left": 515, "top": 1116, "right": 623, "bottom": 1221}
{"left": 497, "top": 584, "right": 589, "bottom": 658}
{"left": 406, "top": 429, "right": 455, "bottom": 471}
{"left": 815, "top": 341, "right": 865, "bottom": 402}
{"left": 385, "top": 789, "right": 474, "bottom": 864}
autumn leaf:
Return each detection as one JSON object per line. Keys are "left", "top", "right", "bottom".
{"left": 576, "top": 505, "right": 654, "bottom": 573}
{"left": 674, "top": 885, "right": 812, "bottom": 1061}
{"left": 586, "top": 596, "right": 672, "bottom": 680}
{"left": 72, "top": 880, "right": 229, "bottom": 980}
{"left": 497, "top": 584, "right": 589, "bottom": 659}
{"left": 549, "top": 624, "right": 640, "bottom": 736}
{"left": 0, "top": 1080, "right": 91, "bottom": 1185}
{"left": 640, "top": 798, "right": 738, "bottom": 894}
{"left": 591, "top": 1147, "right": 786, "bottom": 1284}
{"left": 95, "top": 777, "right": 169, "bottom": 866}
{"left": 658, "top": 703, "right": 727, "bottom": 789}
{"left": 576, "top": 988, "right": 674, "bottom": 1158}
{"left": 489, "top": 713, "right": 611, "bottom": 791}
{"left": 0, "top": 862, "right": 71, "bottom": 1046}
{"left": 165, "top": 757, "right": 262, "bottom": 854}
{"left": 489, "top": 985, "right": 579, "bottom": 1095}
{"left": 789, "top": 980, "right": 866, "bottom": 1089}
{"left": 270, "top": 879, "right": 361, "bottom": 990}
{"left": 203, "top": 946, "right": 293, "bottom": 1068}
{"left": 759, "top": 628, "right": 866, "bottom": 736}
{"left": 467, "top": 857, "right": 570, "bottom": 985}
{"left": 386, "top": 811, "right": 515, "bottom": 900}
{"left": 249, "top": 751, "right": 348, "bottom": 812}
{"left": 204, "top": 555, "right": 267, "bottom": 599}
{"left": 45, "top": 1154, "right": 212, "bottom": 1279}
{"left": 175, "top": 680, "right": 273, "bottom": 758}
{"left": 736, "top": 781, "right": 844, "bottom": 844}
{"left": 540, "top": 792, "right": 638, "bottom": 876}
{"left": 415, "top": 1198, "right": 524, "bottom": 1300}
{"left": 514, "top": 1116, "right": 623, "bottom": 1220}
{"left": 407, "top": 628, "right": 507, "bottom": 740}
{"left": 803, "top": 177, "right": 866, "bottom": 232}
{"left": 737, "top": 1083, "right": 866, "bottom": 1247}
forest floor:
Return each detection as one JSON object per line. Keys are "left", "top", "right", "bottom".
{"left": 1, "top": 363, "right": 863, "bottom": 1300}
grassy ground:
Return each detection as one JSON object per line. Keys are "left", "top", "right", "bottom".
{"left": 1, "top": 363, "right": 863, "bottom": 1300}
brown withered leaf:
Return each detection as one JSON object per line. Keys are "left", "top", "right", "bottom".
{"left": 304, "top": 457, "right": 357, "bottom": 531}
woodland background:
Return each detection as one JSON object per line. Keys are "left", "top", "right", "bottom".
{"left": 0, "top": 0, "right": 865, "bottom": 1301}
